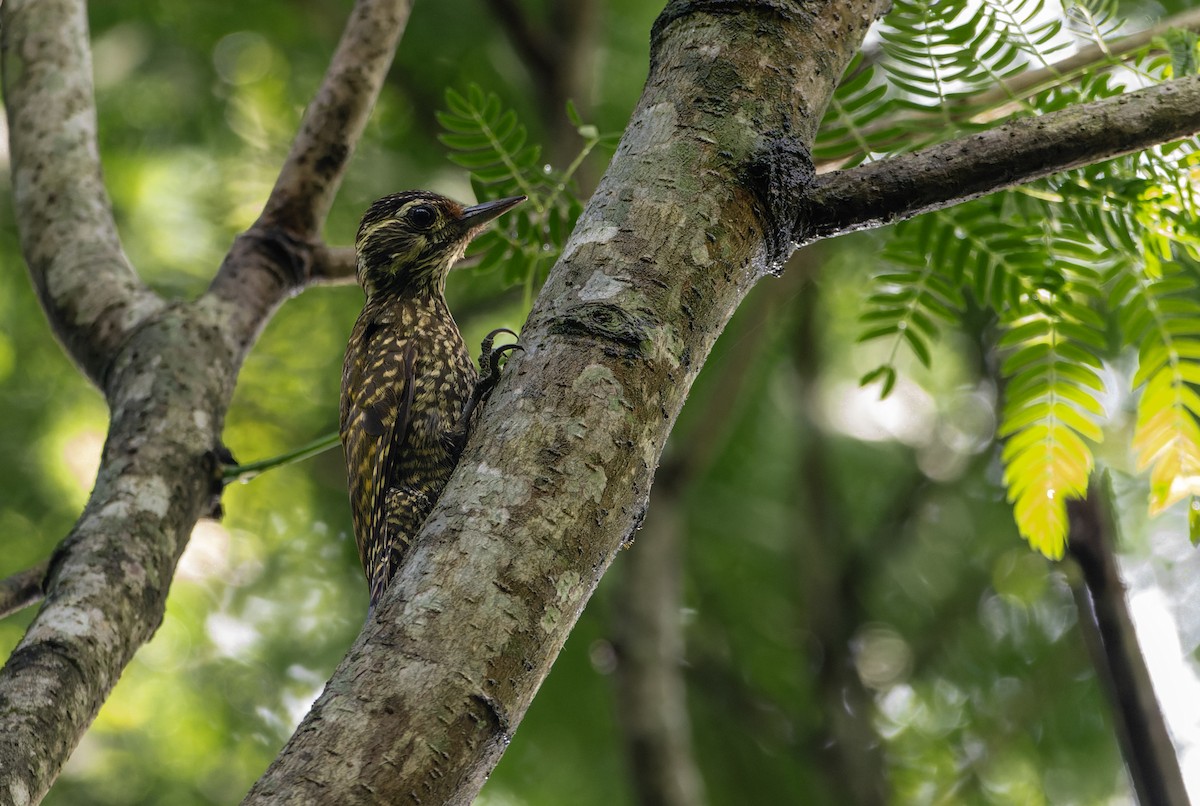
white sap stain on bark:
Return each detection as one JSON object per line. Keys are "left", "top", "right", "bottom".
{"left": 35, "top": 604, "right": 95, "bottom": 639}
{"left": 9, "top": 779, "right": 30, "bottom": 806}
{"left": 578, "top": 271, "right": 626, "bottom": 301}
{"left": 106, "top": 475, "right": 172, "bottom": 518}
{"left": 561, "top": 225, "right": 618, "bottom": 263}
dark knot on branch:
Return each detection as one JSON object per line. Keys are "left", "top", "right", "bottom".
{"left": 742, "top": 135, "right": 814, "bottom": 273}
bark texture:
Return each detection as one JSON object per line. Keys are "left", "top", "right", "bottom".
{"left": 243, "top": 2, "right": 885, "bottom": 803}
{"left": 0, "top": 1, "right": 412, "bottom": 803}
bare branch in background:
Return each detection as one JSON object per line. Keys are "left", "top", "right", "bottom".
{"left": 805, "top": 75, "right": 1200, "bottom": 243}
{"left": 789, "top": 265, "right": 891, "bottom": 804}
{"left": 483, "top": 0, "right": 601, "bottom": 166}
{"left": 608, "top": 280, "right": 785, "bottom": 806}
{"left": 614, "top": 501, "right": 706, "bottom": 806}
{"left": 483, "top": 0, "right": 554, "bottom": 76}
{"left": 816, "top": 7, "right": 1200, "bottom": 173}
{"left": 1067, "top": 483, "right": 1190, "bottom": 806}
{"left": 972, "top": 7, "right": 1200, "bottom": 109}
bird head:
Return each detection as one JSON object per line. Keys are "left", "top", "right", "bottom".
{"left": 354, "top": 191, "right": 525, "bottom": 298}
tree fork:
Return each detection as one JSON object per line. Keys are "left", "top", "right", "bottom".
{"left": 244, "top": 1, "right": 885, "bottom": 803}
{"left": 0, "top": 0, "right": 414, "bottom": 801}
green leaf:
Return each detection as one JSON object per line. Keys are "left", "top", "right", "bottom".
{"left": 860, "top": 365, "right": 898, "bottom": 398}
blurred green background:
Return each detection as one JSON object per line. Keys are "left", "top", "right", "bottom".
{"left": 2, "top": 1, "right": 1198, "bottom": 804}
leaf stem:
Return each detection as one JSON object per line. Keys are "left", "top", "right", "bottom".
{"left": 543, "top": 136, "right": 597, "bottom": 212}
{"left": 470, "top": 107, "right": 543, "bottom": 212}
{"left": 223, "top": 431, "right": 342, "bottom": 484}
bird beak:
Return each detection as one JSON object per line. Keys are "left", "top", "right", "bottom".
{"left": 458, "top": 195, "right": 526, "bottom": 235}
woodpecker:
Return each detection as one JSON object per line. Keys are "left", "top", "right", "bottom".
{"left": 341, "top": 191, "right": 524, "bottom": 605}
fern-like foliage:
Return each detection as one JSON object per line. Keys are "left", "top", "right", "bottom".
{"left": 844, "top": 0, "right": 1200, "bottom": 553}
{"left": 879, "top": 0, "right": 993, "bottom": 109}
{"left": 857, "top": 214, "right": 965, "bottom": 395}
{"left": 998, "top": 298, "right": 1107, "bottom": 558}
{"left": 436, "top": 84, "right": 616, "bottom": 306}
{"left": 1114, "top": 261, "right": 1200, "bottom": 515}
{"left": 1066, "top": 0, "right": 1125, "bottom": 45}
{"left": 813, "top": 54, "right": 894, "bottom": 168}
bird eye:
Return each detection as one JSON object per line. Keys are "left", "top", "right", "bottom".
{"left": 407, "top": 204, "right": 436, "bottom": 229}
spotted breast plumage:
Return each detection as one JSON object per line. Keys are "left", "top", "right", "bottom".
{"left": 340, "top": 191, "right": 524, "bottom": 606}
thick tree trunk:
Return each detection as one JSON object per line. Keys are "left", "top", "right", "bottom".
{"left": 243, "top": 2, "right": 883, "bottom": 802}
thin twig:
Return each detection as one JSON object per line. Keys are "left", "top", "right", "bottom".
{"left": 223, "top": 432, "right": 342, "bottom": 484}
{"left": 816, "top": 8, "right": 1200, "bottom": 172}
{"left": 974, "top": 7, "right": 1200, "bottom": 109}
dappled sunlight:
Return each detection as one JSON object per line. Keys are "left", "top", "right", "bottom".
{"left": 1128, "top": 587, "right": 1200, "bottom": 802}
{"left": 178, "top": 520, "right": 232, "bottom": 582}
{"left": 41, "top": 414, "right": 107, "bottom": 511}
{"left": 205, "top": 612, "right": 261, "bottom": 659}
{"left": 824, "top": 376, "right": 938, "bottom": 445}
{"left": 92, "top": 23, "right": 151, "bottom": 89}
{"left": 852, "top": 624, "right": 914, "bottom": 690}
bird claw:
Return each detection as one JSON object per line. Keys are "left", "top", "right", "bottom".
{"left": 476, "top": 327, "right": 523, "bottom": 398}
{"left": 452, "top": 329, "right": 523, "bottom": 451}
{"left": 478, "top": 327, "right": 519, "bottom": 372}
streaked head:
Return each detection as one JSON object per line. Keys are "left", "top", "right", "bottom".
{"left": 355, "top": 191, "right": 525, "bottom": 297}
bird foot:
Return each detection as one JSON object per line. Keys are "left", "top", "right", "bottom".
{"left": 450, "top": 328, "right": 523, "bottom": 451}
{"left": 477, "top": 327, "right": 519, "bottom": 373}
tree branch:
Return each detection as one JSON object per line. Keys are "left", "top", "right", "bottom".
{"left": 0, "top": 0, "right": 165, "bottom": 388}
{"left": 243, "top": 2, "right": 890, "bottom": 803}
{"left": 204, "top": 0, "right": 413, "bottom": 349}
{"left": 0, "top": 561, "right": 49, "bottom": 621}
{"left": 0, "top": 2, "right": 415, "bottom": 801}
{"left": 1067, "top": 482, "right": 1190, "bottom": 806}
{"left": 805, "top": 74, "right": 1200, "bottom": 243}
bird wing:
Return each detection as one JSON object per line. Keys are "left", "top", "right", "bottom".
{"left": 341, "top": 325, "right": 417, "bottom": 586}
